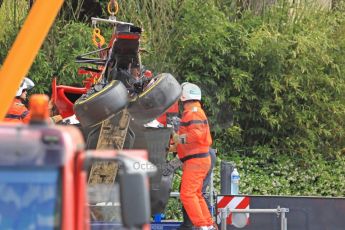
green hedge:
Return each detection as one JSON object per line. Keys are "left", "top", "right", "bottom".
{"left": 167, "top": 0, "right": 345, "bottom": 157}
{"left": 163, "top": 0, "right": 345, "bottom": 219}
{"left": 165, "top": 152, "right": 345, "bottom": 220}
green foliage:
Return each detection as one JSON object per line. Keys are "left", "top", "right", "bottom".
{"left": 164, "top": 171, "right": 183, "bottom": 220}
{"left": 167, "top": 0, "right": 235, "bottom": 131}
{"left": 220, "top": 152, "right": 345, "bottom": 196}
{"left": 164, "top": 1, "right": 345, "bottom": 218}
{"left": 0, "top": 0, "right": 28, "bottom": 43}
{"left": 164, "top": 150, "right": 345, "bottom": 219}
{"left": 0, "top": 22, "right": 97, "bottom": 94}
{"left": 0, "top": 0, "right": 29, "bottom": 65}
{"left": 169, "top": 0, "right": 345, "bottom": 157}
{"left": 115, "top": 0, "right": 183, "bottom": 72}
{"left": 29, "top": 21, "right": 95, "bottom": 93}
{"left": 0, "top": 19, "right": 20, "bottom": 64}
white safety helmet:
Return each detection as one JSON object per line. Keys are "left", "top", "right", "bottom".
{"left": 180, "top": 82, "right": 201, "bottom": 102}
{"left": 16, "top": 77, "right": 35, "bottom": 97}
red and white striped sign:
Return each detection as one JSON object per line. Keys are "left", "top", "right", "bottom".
{"left": 216, "top": 196, "right": 250, "bottom": 225}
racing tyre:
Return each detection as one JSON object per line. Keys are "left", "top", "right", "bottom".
{"left": 74, "top": 80, "right": 129, "bottom": 127}
{"left": 128, "top": 73, "right": 181, "bottom": 124}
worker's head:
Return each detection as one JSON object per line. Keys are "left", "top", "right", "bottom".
{"left": 16, "top": 77, "right": 35, "bottom": 100}
{"left": 180, "top": 82, "right": 201, "bottom": 102}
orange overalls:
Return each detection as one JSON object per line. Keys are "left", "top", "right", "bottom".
{"left": 3, "top": 98, "right": 30, "bottom": 123}
{"left": 177, "top": 101, "right": 213, "bottom": 227}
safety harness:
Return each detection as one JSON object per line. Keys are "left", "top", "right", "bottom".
{"left": 180, "top": 152, "right": 210, "bottom": 163}
{"left": 5, "top": 110, "right": 29, "bottom": 120}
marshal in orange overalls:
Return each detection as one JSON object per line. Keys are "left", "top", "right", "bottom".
{"left": 4, "top": 98, "right": 30, "bottom": 123}
{"left": 177, "top": 101, "right": 213, "bottom": 227}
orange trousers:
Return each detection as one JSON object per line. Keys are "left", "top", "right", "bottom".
{"left": 180, "top": 156, "right": 213, "bottom": 227}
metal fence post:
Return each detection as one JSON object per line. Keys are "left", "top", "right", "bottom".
{"left": 281, "top": 209, "right": 288, "bottom": 230}
{"left": 220, "top": 161, "right": 234, "bottom": 194}
{"left": 221, "top": 208, "right": 227, "bottom": 230}
{"left": 219, "top": 206, "right": 289, "bottom": 230}
{"left": 210, "top": 170, "right": 214, "bottom": 217}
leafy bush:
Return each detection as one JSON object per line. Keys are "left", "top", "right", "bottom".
{"left": 168, "top": 0, "right": 345, "bottom": 157}
{"left": 0, "top": 0, "right": 28, "bottom": 43}
{"left": 163, "top": 0, "right": 345, "bottom": 219}
{"left": 0, "top": 20, "right": 97, "bottom": 94}
{"left": 114, "top": 0, "right": 183, "bottom": 73}
{"left": 0, "top": 1, "right": 104, "bottom": 94}
{"left": 29, "top": 21, "right": 95, "bottom": 93}
{"left": 220, "top": 151, "right": 345, "bottom": 196}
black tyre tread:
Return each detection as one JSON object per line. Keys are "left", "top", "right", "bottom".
{"left": 128, "top": 73, "right": 181, "bottom": 124}
{"left": 74, "top": 80, "right": 129, "bottom": 127}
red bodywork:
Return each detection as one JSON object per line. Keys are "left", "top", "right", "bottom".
{"left": 58, "top": 125, "right": 88, "bottom": 230}
{"left": 156, "top": 102, "right": 179, "bottom": 126}
{"left": 60, "top": 125, "right": 149, "bottom": 229}
{"left": 51, "top": 68, "right": 101, "bottom": 118}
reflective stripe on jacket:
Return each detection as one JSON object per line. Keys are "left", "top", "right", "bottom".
{"left": 4, "top": 98, "right": 30, "bottom": 123}
{"left": 177, "top": 101, "right": 212, "bottom": 160}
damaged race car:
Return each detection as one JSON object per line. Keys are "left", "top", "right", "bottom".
{"left": 51, "top": 18, "right": 182, "bottom": 217}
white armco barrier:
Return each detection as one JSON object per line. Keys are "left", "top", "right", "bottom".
{"left": 219, "top": 206, "right": 289, "bottom": 230}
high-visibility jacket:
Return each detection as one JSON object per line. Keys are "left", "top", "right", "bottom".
{"left": 177, "top": 101, "right": 212, "bottom": 161}
{"left": 156, "top": 101, "right": 179, "bottom": 127}
{"left": 4, "top": 98, "right": 30, "bottom": 123}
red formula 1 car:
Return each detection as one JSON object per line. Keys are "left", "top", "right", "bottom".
{"left": 52, "top": 18, "right": 181, "bottom": 215}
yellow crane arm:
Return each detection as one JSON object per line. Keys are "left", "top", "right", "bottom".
{"left": 0, "top": 0, "right": 64, "bottom": 120}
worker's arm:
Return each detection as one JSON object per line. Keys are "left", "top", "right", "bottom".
{"left": 169, "top": 143, "right": 177, "bottom": 152}
{"left": 48, "top": 98, "right": 63, "bottom": 124}
{"left": 50, "top": 115, "right": 63, "bottom": 124}
{"left": 22, "top": 110, "right": 31, "bottom": 123}
{"left": 168, "top": 129, "right": 183, "bottom": 152}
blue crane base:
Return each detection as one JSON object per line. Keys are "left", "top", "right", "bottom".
{"left": 151, "top": 213, "right": 182, "bottom": 230}
{"left": 151, "top": 221, "right": 182, "bottom": 230}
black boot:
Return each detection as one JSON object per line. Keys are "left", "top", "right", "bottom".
{"left": 178, "top": 206, "right": 194, "bottom": 230}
